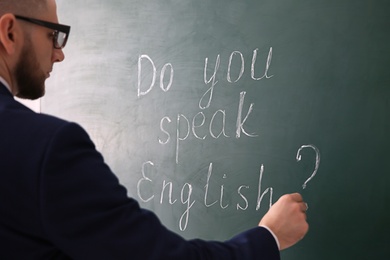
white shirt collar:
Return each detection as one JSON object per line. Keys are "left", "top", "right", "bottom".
{"left": 0, "top": 76, "right": 12, "bottom": 94}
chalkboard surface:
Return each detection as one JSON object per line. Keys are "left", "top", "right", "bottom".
{"left": 42, "top": 0, "right": 390, "bottom": 259}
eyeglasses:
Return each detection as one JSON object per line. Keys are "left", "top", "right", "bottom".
{"left": 14, "top": 15, "right": 71, "bottom": 49}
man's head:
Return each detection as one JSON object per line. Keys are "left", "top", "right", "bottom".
{"left": 0, "top": 0, "right": 48, "bottom": 17}
{"left": 0, "top": 0, "right": 70, "bottom": 100}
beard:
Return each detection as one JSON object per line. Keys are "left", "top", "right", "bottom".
{"left": 14, "top": 36, "right": 46, "bottom": 100}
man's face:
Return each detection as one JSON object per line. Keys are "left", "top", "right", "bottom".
{"left": 14, "top": 0, "right": 65, "bottom": 100}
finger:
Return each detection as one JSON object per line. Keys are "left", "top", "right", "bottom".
{"left": 289, "top": 193, "right": 303, "bottom": 202}
{"left": 300, "top": 202, "right": 308, "bottom": 212}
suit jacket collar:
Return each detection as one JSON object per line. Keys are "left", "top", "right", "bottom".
{"left": 0, "top": 82, "right": 13, "bottom": 98}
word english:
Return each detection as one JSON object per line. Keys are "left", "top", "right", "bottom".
{"left": 137, "top": 161, "right": 274, "bottom": 231}
{"left": 136, "top": 144, "right": 320, "bottom": 231}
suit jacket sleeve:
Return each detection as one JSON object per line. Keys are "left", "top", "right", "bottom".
{"left": 40, "top": 122, "right": 280, "bottom": 259}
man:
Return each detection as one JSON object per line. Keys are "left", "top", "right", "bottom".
{"left": 0, "top": 0, "right": 309, "bottom": 259}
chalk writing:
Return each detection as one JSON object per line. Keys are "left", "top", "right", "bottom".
{"left": 256, "top": 164, "right": 273, "bottom": 210}
{"left": 251, "top": 48, "right": 274, "bottom": 81}
{"left": 136, "top": 161, "right": 276, "bottom": 231}
{"left": 296, "top": 144, "right": 321, "bottom": 189}
{"left": 136, "top": 144, "right": 320, "bottom": 230}
{"left": 137, "top": 54, "right": 174, "bottom": 97}
{"left": 158, "top": 91, "right": 257, "bottom": 164}
{"left": 179, "top": 183, "right": 195, "bottom": 231}
{"left": 135, "top": 48, "right": 320, "bottom": 231}
{"left": 137, "top": 161, "right": 154, "bottom": 203}
{"left": 201, "top": 47, "right": 274, "bottom": 109}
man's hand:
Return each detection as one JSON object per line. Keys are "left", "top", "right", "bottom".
{"left": 259, "top": 193, "right": 309, "bottom": 250}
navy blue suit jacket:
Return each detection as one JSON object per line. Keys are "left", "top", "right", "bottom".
{"left": 0, "top": 84, "right": 280, "bottom": 259}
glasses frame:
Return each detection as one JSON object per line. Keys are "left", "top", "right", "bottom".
{"left": 14, "top": 14, "right": 71, "bottom": 49}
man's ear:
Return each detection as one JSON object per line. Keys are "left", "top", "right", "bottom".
{"left": 0, "top": 14, "right": 19, "bottom": 55}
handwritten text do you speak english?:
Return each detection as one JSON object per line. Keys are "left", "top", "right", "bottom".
{"left": 135, "top": 47, "right": 320, "bottom": 231}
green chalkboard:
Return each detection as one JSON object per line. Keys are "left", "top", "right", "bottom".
{"left": 42, "top": 0, "right": 390, "bottom": 259}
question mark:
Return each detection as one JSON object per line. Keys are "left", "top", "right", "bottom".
{"left": 296, "top": 144, "right": 321, "bottom": 189}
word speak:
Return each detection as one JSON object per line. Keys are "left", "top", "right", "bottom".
{"left": 159, "top": 91, "right": 257, "bottom": 164}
